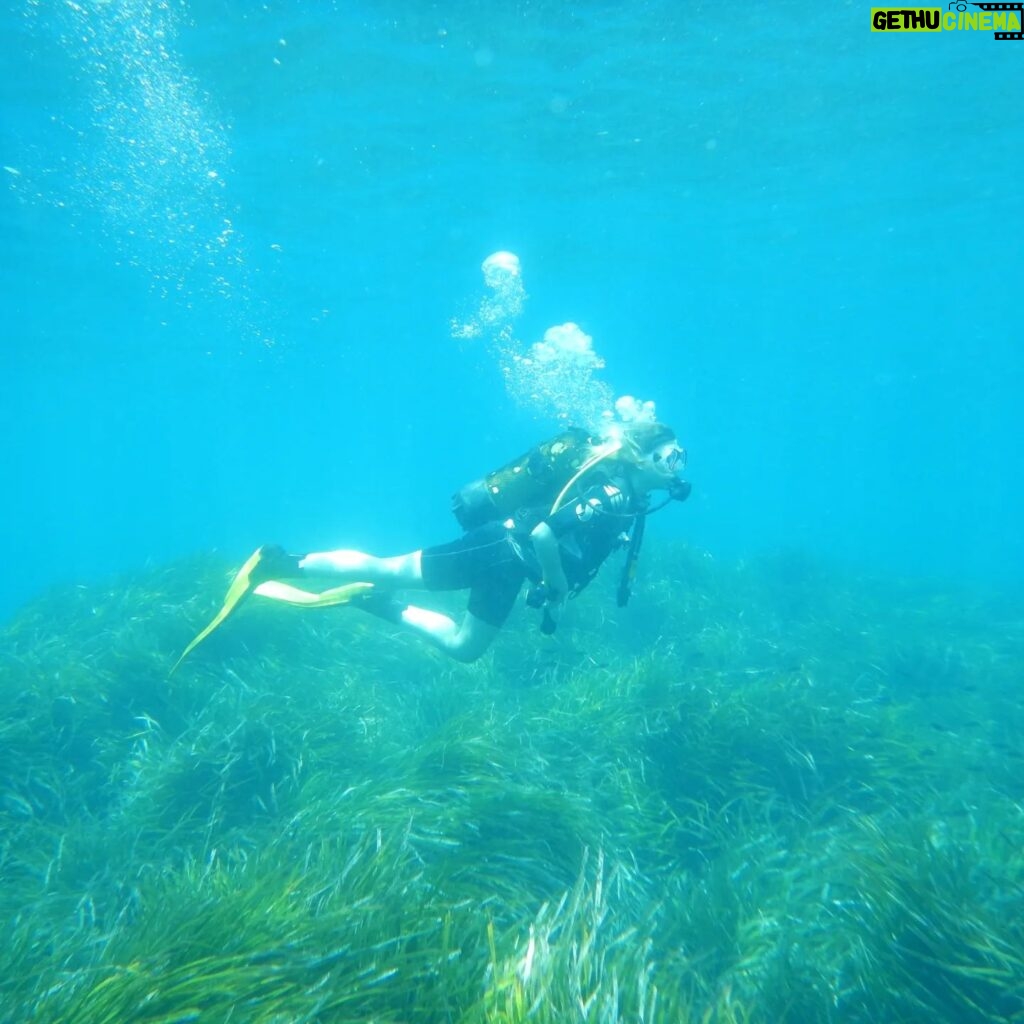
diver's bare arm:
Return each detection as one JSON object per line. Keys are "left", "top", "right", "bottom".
{"left": 529, "top": 522, "right": 569, "bottom": 600}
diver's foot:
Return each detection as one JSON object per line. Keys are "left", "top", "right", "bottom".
{"left": 250, "top": 544, "right": 304, "bottom": 585}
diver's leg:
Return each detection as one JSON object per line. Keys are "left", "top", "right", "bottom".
{"left": 297, "top": 549, "right": 424, "bottom": 587}
{"left": 356, "top": 595, "right": 500, "bottom": 664}
{"left": 366, "top": 574, "right": 518, "bottom": 663}
{"left": 440, "top": 611, "right": 501, "bottom": 662}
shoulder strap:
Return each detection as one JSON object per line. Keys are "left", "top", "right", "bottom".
{"left": 549, "top": 440, "right": 623, "bottom": 515}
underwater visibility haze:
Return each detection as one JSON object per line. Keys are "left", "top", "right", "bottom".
{"left": 1, "top": 1, "right": 1023, "bottom": 1022}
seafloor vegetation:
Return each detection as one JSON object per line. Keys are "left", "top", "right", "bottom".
{"left": 1, "top": 545, "right": 1022, "bottom": 1023}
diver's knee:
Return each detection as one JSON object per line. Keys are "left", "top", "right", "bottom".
{"left": 381, "top": 550, "right": 423, "bottom": 585}
{"left": 447, "top": 616, "right": 499, "bottom": 662}
{"left": 449, "top": 643, "right": 486, "bottom": 664}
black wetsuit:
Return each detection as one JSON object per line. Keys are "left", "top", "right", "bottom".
{"left": 419, "top": 474, "right": 642, "bottom": 627}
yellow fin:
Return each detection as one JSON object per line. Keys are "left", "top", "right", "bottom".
{"left": 171, "top": 548, "right": 374, "bottom": 676}
{"left": 171, "top": 546, "right": 269, "bottom": 675}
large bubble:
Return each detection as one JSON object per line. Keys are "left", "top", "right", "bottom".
{"left": 482, "top": 250, "right": 521, "bottom": 289}
{"left": 451, "top": 251, "right": 665, "bottom": 436}
{"left": 502, "top": 322, "right": 614, "bottom": 431}
{"left": 613, "top": 395, "right": 658, "bottom": 424}
{"left": 451, "top": 250, "right": 526, "bottom": 341}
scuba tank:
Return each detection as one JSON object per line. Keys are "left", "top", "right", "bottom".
{"left": 452, "top": 428, "right": 609, "bottom": 530}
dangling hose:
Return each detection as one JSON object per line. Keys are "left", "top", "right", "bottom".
{"left": 616, "top": 512, "right": 647, "bottom": 607}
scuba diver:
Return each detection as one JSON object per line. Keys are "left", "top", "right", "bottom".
{"left": 174, "top": 421, "right": 689, "bottom": 670}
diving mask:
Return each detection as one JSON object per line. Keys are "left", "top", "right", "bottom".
{"left": 652, "top": 443, "right": 686, "bottom": 474}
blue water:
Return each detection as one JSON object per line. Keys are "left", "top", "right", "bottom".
{"left": 2, "top": 0, "right": 1021, "bottom": 620}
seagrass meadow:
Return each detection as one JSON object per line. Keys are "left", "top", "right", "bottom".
{"left": 1, "top": 547, "right": 1023, "bottom": 1024}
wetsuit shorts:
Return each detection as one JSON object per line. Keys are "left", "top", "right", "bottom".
{"left": 420, "top": 522, "right": 531, "bottom": 627}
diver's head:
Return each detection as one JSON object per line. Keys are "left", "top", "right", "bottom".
{"left": 616, "top": 421, "right": 686, "bottom": 491}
